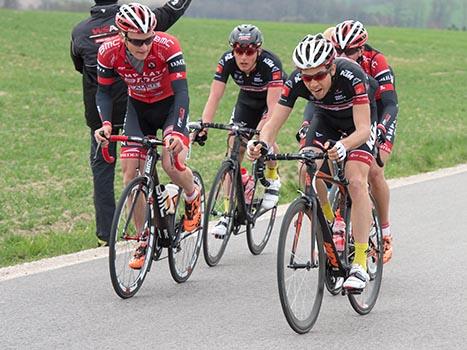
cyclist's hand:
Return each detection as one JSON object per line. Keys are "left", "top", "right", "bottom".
{"left": 295, "top": 120, "right": 310, "bottom": 143}
{"left": 164, "top": 133, "right": 185, "bottom": 155}
{"left": 246, "top": 140, "right": 268, "bottom": 161}
{"left": 325, "top": 140, "right": 346, "bottom": 161}
{"left": 193, "top": 128, "right": 208, "bottom": 146}
{"left": 376, "top": 123, "right": 387, "bottom": 144}
{"left": 94, "top": 122, "right": 112, "bottom": 145}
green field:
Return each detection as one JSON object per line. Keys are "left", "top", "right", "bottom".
{"left": 0, "top": 9, "right": 466, "bottom": 267}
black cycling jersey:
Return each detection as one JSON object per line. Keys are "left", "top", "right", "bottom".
{"left": 70, "top": 0, "right": 192, "bottom": 130}
{"left": 280, "top": 58, "right": 377, "bottom": 124}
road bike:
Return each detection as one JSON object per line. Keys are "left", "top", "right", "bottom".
{"left": 101, "top": 134, "right": 205, "bottom": 298}
{"left": 257, "top": 149, "right": 383, "bottom": 333}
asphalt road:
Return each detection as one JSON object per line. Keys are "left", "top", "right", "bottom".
{"left": 1, "top": 169, "right": 467, "bottom": 350}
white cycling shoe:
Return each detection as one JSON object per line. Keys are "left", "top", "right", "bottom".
{"left": 211, "top": 216, "right": 229, "bottom": 239}
{"left": 261, "top": 178, "right": 281, "bottom": 210}
{"left": 343, "top": 264, "right": 369, "bottom": 290}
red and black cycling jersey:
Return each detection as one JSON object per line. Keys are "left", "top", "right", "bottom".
{"left": 96, "top": 31, "right": 189, "bottom": 134}
{"left": 214, "top": 49, "right": 284, "bottom": 101}
{"left": 280, "top": 58, "right": 377, "bottom": 121}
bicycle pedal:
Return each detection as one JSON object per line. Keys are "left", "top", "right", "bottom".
{"left": 345, "top": 287, "right": 363, "bottom": 295}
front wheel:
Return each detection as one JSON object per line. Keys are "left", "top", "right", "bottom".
{"left": 277, "top": 197, "right": 325, "bottom": 334}
{"left": 202, "top": 162, "right": 236, "bottom": 267}
{"left": 168, "top": 171, "right": 205, "bottom": 283}
{"left": 246, "top": 182, "right": 276, "bottom": 255}
{"left": 109, "top": 176, "right": 155, "bottom": 299}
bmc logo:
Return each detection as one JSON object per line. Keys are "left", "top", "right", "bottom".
{"left": 98, "top": 38, "right": 120, "bottom": 55}
{"left": 170, "top": 58, "right": 185, "bottom": 68}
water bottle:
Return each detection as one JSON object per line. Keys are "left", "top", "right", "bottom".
{"left": 241, "top": 167, "right": 254, "bottom": 205}
{"left": 332, "top": 213, "right": 346, "bottom": 252}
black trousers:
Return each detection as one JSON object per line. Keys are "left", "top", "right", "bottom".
{"left": 89, "top": 130, "right": 118, "bottom": 242}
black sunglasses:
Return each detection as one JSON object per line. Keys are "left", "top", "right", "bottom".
{"left": 126, "top": 35, "right": 155, "bottom": 47}
{"left": 335, "top": 46, "right": 361, "bottom": 56}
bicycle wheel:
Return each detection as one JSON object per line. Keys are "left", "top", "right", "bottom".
{"left": 168, "top": 171, "right": 205, "bottom": 283}
{"left": 277, "top": 197, "right": 325, "bottom": 334}
{"left": 246, "top": 182, "right": 276, "bottom": 255}
{"left": 202, "top": 162, "right": 236, "bottom": 267}
{"left": 347, "top": 196, "right": 384, "bottom": 314}
{"left": 109, "top": 176, "right": 155, "bottom": 299}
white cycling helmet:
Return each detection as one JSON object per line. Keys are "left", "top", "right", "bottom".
{"left": 332, "top": 20, "right": 368, "bottom": 50}
{"left": 292, "top": 33, "right": 336, "bottom": 69}
{"left": 115, "top": 3, "right": 157, "bottom": 34}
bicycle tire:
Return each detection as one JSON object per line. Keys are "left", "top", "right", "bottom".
{"left": 168, "top": 171, "right": 205, "bottom": 283}
{"left": 246, "top": 183, "right": 277, "bottom": 255}
{"left": 109, "top": 176, "right": 156, "bottom": 299}
{"left": 277, "top": 197, "right": 325, "bottom": 334}
{"left": 347, "top": 196, "right": 384, "bottom": 314}
{"left": 202, "top": 162, "right": 236, "bottom": 266}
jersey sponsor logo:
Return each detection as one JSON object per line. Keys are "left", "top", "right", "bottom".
{"left": 282, "top": 85, "right": 291, "bottom": 97}
{"left": 148, "top": 62, "right": 156, "bottom": 69}
{"left": 262, "top": 57, "right": 276, "bottom": 68}
{"left": 253, "top": 76, "right": 263, "bottom": 83}
{"left": 169, "top": 58, "right": 185, "bottom": 68}
{"left": 153, "top": 34, "right": 175, "bottom": 48}
{"left": 178, "top": 107, "right": 186, "bottom": 128}
{"left": 354, "top": 82, "right": 366, "bottom": 95}
{"left": 216, "top": 64, "right": 223, "bottom": 74}
{"left": 98, "top": 38, "right": 120, "bottom": 55}
{"left": 225, "top": 53, "right": 234, "bottom": 61}
{"left": 294, "top": 74, "right": 302, "bottom": 83}
{"left": 352, "top": 77, "right": 362, "bottom": 85}
{"left": 340, "top": 69, "right": 355, "bottom": 81}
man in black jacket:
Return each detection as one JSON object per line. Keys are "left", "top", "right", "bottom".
{"left": 71, "top": 0, "right": 192, "bottom": 246}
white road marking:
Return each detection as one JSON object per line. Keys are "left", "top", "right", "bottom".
{"left": 1, "top": 163, "right": 466, "bottom": 282}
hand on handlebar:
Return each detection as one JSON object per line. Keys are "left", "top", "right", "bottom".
{"left": 246, "top": 140, "right": 269, "bottom": 161}
{"left": 94, "top": 122, "right": 112, "bottom": 145}
{"left": 325, "top": 140, "right": 347, "bottom": 161}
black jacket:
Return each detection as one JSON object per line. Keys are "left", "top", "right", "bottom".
{"left": 70, "top": 0, "right": 192, "bottom": 130}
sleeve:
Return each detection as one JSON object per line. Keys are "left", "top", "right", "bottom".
{"left": 351, "top": 69, "right": 370, "bottom": 105}
{"left": 266, "top": 56, "right": 284, "bottom": 88}
{"left": 153, "top": 0, "right": 192, "bottom": 32}
{"left": 213, "top": 51, "right": 232, "bottom": 83}
{"left": 371, "top": 53, "right": 395, "bottom": 95}
{"left": 278, "top": 70, "right": 302, "bottom": 108}
{"left": 95, "top": 44, "right": 119, "bottom": 124}
{"left": 379, "top": 90, "right": 399, "bottom": 127}
{"left": 70, "top": 37, "right": 83, "bottom": 74}
{"left": 165, "top": 38, "right": 189, "bottom": 135}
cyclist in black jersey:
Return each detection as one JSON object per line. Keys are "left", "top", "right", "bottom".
{"left": 248, "top": 34, "right": 377, "bottom": 291}
{"left": 199, "top": 24, "right": 285, "bottom": 237}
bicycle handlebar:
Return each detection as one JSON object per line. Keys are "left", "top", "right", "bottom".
{"left": 191, "top": 121, "right": 260, "bottom": 135}
{"left": 100, "top": 134, "right": 185, "bottom": 171}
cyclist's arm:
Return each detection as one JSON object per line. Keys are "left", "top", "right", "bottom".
{"left": 341, "top": 103, "right": 371, "bottom": 150}
{"left": 264, "top": 86, "right": 282, "bottom": 119}
{"left": 379, "top": 89, "right": 398, "bottom": 128}
{"left": 95, "top": 48, "right": 119, "bottom": 125}
{"left": 70, "top": 38, "right": 83, "bottom": 74}
{"left": 153, "top": 0, "right": 192, "bottom": 32}
{"left": 201, "top": 80, "right": 226, "bottom": 123}
{"left": 260, "top": 104, "right": 293, "bottom": 146}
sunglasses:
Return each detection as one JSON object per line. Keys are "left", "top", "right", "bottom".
{"left": 233, "top": 44, "right": 258, "bottom": 56}
{"left": 335, "top": 46, "right": 360, "bottom": 56}
{"left": 126, "top": 35, "right": 155, "bottom": 47}
{"left": 301, "top": 67, "right": 331, "bottom": 82}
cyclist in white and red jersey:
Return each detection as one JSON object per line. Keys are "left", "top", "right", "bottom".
{"left": 248, "top": 34, "right": 378, "bottom": 290}
{"left": 332, "top": 20, "right": 399, "bottom": 264}
{"left": 94, "top": 2, "right": 200, "bottom": 269}
{"left": 199, "top": 24, "right": 285, "bottom": 237}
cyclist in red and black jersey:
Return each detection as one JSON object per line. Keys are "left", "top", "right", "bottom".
{"left": 93, "top": 3, "right": 200, "bottom": 269}
{"left": 332, "top": 20, "right": 399, "bottom": 264}
{"left": 248, "top": 34, "right": 377, "bottom": 290}
{"left": 199, "top": 24, "right": 285, "bottom": 237}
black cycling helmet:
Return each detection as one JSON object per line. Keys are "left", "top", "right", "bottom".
{"left": 229, "top": 24, "right": 263, "bottom": 47}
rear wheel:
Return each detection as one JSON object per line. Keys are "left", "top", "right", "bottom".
{"left": 246, "top": 181, "right": 276, "bottom": 255}
{"left": 347, "top": 196, "right": 383, "bottom": 314}
{"left": 169, "top": 171, "right": 205, "bottom": 283}
{"left": 109, "top": 176, "right": 155, "bottom": 299}
{"left": 277, "top": 197, "right": 325, "bottom": 334}
{"left": 202, "top": 162, "right": 236, "bottom": 266}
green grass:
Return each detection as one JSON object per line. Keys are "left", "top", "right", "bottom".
{"left": 1, "top": 9, "right": 466, "bottom": 267}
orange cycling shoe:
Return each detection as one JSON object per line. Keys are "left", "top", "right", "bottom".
{"left": 183, "top": 189, "right": 201, "bottom": 232}
{"left": 128, "top": 243, "right": 147, "bottom": 270}
{"left": 383, "top": 235, "right": 393, "bottom": 264}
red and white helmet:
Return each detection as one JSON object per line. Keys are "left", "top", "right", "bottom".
{"left": 115, "top": 3, "right": 157, "bottom": 34}
{"left": 332, "top": 20, "right": 368, "bottom": 50}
